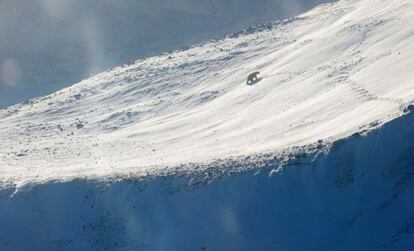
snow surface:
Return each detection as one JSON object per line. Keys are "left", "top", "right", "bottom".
{"left": 1, "top": 106, "right": 414, "bottom": 250}
{"left": 0, "top": 0, "right": 329, "bottom": 108}
{"left": 1, "top": 0, "right": 414, "bottom": 189}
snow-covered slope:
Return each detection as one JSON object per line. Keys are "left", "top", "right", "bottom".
{"left": 1, "top": 0, "right": 414, "bottom": 189}
{"left": 1, "top": 104, "right": 414, "bottom": 251}
{"left": 0, "top": 0, "right": 329, "bottom": 108}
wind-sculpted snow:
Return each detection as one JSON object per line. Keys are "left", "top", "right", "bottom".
{"left": 1, "top": 0, "right": 414, "bottom": 189}
{"left": 1, "top": 102, "right": 413, "bottom": 251}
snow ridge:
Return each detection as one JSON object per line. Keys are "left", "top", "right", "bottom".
{"left": 1, "top": 0, "right": 413, "bottom": 189}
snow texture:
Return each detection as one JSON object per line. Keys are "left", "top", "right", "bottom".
{"left": 0, "top": 0, "right": 414, "bottom": 189}
{"left": 0, "top": 0, "right": 329, "bottom": 108}
{"left": 1, "top": 103, "right": 413, "bottom": 250}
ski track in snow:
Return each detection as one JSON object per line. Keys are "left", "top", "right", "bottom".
{"left": 0, "top": 0, "right": 413, "bottom": 189}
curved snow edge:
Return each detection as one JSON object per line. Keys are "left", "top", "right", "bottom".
{"left": 3, "top": 104, "right": 413, "bottom": 194}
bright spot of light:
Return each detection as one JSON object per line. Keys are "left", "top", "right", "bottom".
{"left": 1, "top": 58, "right": 21, "bottom": 88}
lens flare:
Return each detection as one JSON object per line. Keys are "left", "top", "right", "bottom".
{"left": 1, "top": 58, "right": 20, "bottom": 88}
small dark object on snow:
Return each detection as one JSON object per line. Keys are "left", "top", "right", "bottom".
{"left": 246, "top": 71, "right": 262, "bottom": 85}
{"left": 76, "top": 122, "right": 84, "bottom": 129}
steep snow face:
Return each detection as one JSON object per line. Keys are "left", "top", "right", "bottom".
{"left": 1, "top": 107, "right": 414, "bottom": 251}
{"left": 0, "top": 0, "right": 330, "bottom": 108}
{"left": 0, "top": 0, "right": 414, "bottom": 188}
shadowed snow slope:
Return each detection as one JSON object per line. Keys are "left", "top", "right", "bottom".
{"left": 0, "top": 0, "right": 330, "bottom": 108}
{"left": 1, "top": 103, "right": 413, "bottom": 250}
{"left": 0, "top": 0, "right": 414, "bottom": 188}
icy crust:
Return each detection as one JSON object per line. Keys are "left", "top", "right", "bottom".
{"left": 1, "top": 0, "right": 414, "bottom": 189}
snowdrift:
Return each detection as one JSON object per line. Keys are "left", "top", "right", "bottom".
{"left": 1, "top": 0, "right": 413, "bottom": 188}
{"left": 1, "top": 105, "right": 413, "bottom": 250}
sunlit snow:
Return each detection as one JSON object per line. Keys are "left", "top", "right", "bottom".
{"left": 0, "top": 0, "right": 413, "bottom": 188}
